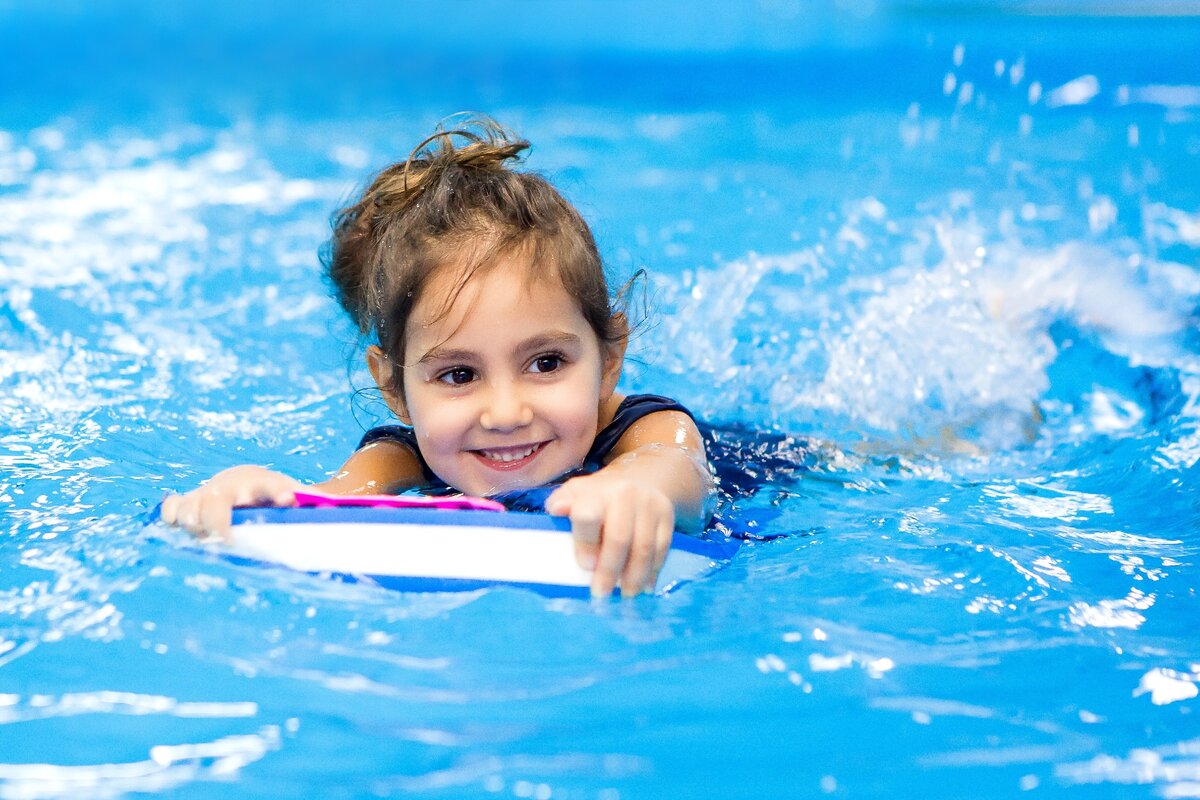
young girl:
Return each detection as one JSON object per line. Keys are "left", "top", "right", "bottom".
{"left": 161, "top": 117, "right": 714, "bottom": 598}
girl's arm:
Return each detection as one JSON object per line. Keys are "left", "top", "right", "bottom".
{"left": 160, "top": 440, "right": 424, "bottom": 540}
{"left": 311, "top": 440, "right": 424, "bottom": 495}
{"left": 544, "top": 410, "right": 713, "bottom": 598}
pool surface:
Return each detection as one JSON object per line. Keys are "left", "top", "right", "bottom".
{"left": 2, "top": 2, "right": 1199, "bottom": 797}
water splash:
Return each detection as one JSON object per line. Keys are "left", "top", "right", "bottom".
{"left": 646, "top": 213, "right": 1199, "bottom": 452}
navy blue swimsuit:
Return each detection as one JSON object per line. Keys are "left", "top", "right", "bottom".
{"left": 357, "top": 394, "right": 694, "bottom": 499}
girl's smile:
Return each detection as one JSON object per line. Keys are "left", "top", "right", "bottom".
{"left": 376, "top": 255, "right": 624, "bottom": 497}
{"left": 472, "top": 441, "right": 548, "bottom": 468}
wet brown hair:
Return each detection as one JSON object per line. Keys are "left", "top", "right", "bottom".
{"left": 323, "top": 115, "right": 624, "bottom": 396}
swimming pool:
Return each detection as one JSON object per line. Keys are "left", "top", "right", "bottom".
{"left": 1, "top": 1, "right": 1198, "bottom": 797}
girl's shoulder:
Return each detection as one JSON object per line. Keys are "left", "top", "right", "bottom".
{"left": 587, "top": 393, "right": 696, "bottom": 465}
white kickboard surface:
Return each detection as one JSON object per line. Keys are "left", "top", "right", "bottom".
{"left": 223, "top": 506, "right": 739, "bottom": 597}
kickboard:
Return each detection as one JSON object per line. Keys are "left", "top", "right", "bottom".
{"left": 161, "top": 495, "right": 740, "bottom": 598}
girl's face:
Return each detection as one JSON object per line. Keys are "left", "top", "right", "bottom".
{"left": 371, "top": 255, "right": 624, "bottom": 496}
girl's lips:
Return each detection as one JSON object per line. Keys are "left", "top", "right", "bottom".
{"left": 470, "top": 441, "right": 548, "bottom": 471}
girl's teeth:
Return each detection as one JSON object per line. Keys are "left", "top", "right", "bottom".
{"left": 483, "top": 445, "right": 537, "bottom": 462}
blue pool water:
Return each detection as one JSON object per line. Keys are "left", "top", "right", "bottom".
{"left": 2, "top": 2, "right": 1199, "bottom": 797}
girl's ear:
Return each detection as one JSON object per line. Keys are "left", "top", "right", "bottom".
{"left": 366, "top": 345, "right": 411, "bottom": 425}
{"left": 599, "top": 314, "right": 629, "bottom": 399}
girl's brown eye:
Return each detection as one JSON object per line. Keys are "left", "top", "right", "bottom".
{"left": 438, "top": 368, "right": 475, "bottom": 386}
{"left": 530, "top": 355, "right": 562, "bottom": 374}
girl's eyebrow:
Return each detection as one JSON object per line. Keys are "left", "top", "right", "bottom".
{"left": 416, "top": 346, "right": 477, "bottom": 365}
{"left": 416, "top": 332, "right": 582, "bottom": 365}
{"left": 519, "top": 331, "right": 582, "bottom": 352}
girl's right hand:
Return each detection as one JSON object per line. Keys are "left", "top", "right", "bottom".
{"left": 159, "top": 466, "right": 301, "bottom": 541}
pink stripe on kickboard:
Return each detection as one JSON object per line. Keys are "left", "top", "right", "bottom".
{"left": 293, "top": 489, "right": 506, "bottom": 513}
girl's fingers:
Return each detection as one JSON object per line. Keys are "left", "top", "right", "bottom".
{"left": 252, "top": 475, "right": 299, "bottom": 508}
{"left": 175, "top": 497, "right": 202, "bottom": 536}
{"left": 238, "top": 482, "right": 271, "bottom": 508}
{"left": 553, "top": 482, "right": 602, "bottom": 571}
{"left": 162, "top": 468, "right": 301, "bottom": 540}
{"left": 556, "top": 481, "right": 677, "bottom": 598}
{"left": 197, "top": 491, "right": 233, "bottom": 541}
{"left": 160, "top": 495, "right": 179, "bottom": 524}
{"left": 270, "top": 482, "right": 298, "bottom": 507}
{"left": 592, "top": 497, "right": 634, "bottom": 598}
{"left": 567, "top": 495, "right": 603, "bottom": 572}
{"left": 619, "top": 504, "right": 658, "bottom": 597}
{"left": 543, "top": 483, "right": 570, "bottom": 516}
{"left": 647, "top": 515, "right": 675, "bottom": 592}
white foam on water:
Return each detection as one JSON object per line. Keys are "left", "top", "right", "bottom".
{"left": 0, "top": 692, "right": 257, "bottom": 725}
{"left": 0, "top": 726, "right": 280, "bottom": 800}
{"left": 1119, "top": 84, "right": 1200, "bottom": 110}
{"left": 1068, "top": 589, "right": 1155, "bottom": 631}
{"left": 982, "top": 482, "right": 1113, "bottom": 522}
{"left": 1045, "top": 75, "right": 1100, "bottom": 108}
{"left": 1135, "top": 668, "right": 1200, "bottom": 706}
{"left": 1057, "top": 737, "right": 1200, "bottom": 792}
{"left": 1145, "top": 203, "right": 1200, "bottom": 248}
{"left": 0, "top": 129, "right": 347, "bottom": 440}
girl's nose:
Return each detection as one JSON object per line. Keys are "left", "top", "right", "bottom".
{"left": 479, "top": 384, "right": 534, "bottom": 432}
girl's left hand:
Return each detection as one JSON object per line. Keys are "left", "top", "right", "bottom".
{"left": 544, "top": 474, "right": 675, "bottom": 598}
